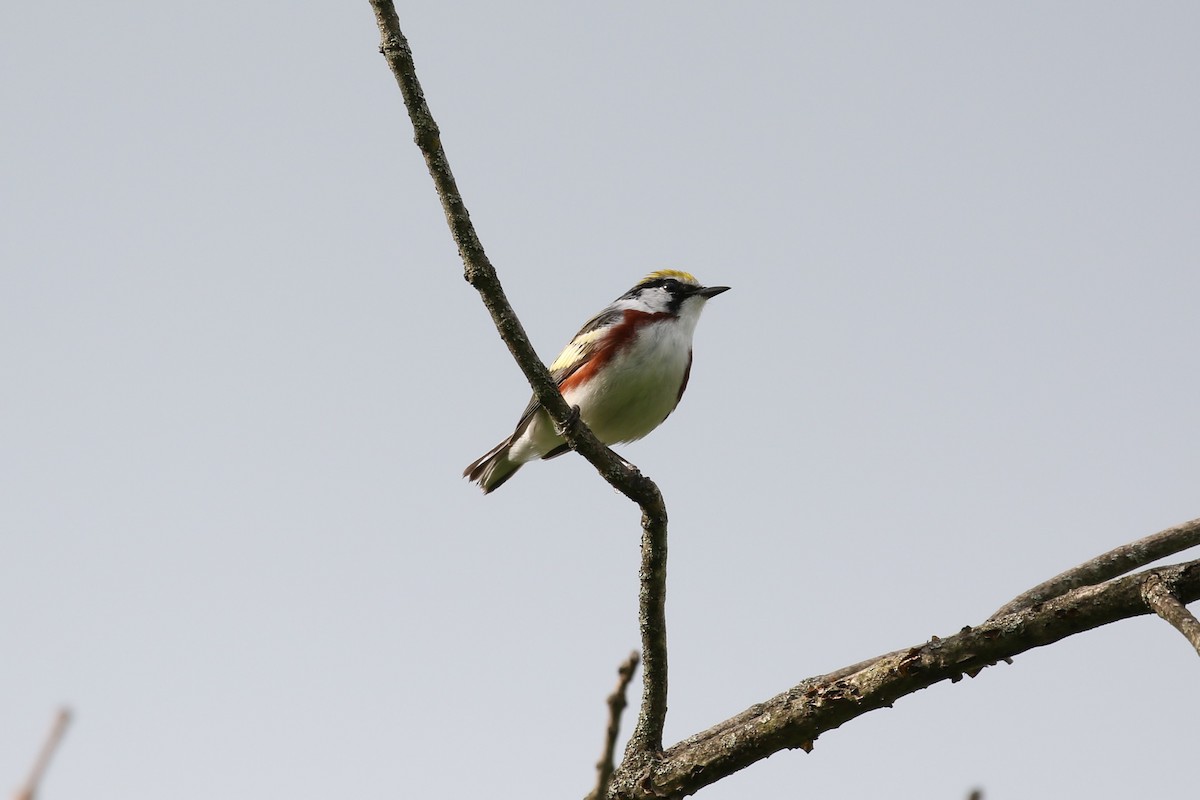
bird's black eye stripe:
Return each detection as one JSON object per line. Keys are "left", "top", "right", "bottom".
{"left": 638, "top": 278, "right": 680, "bottom": 292}
{"left": 622, "top": 276, "right": 690, "bottom": 301}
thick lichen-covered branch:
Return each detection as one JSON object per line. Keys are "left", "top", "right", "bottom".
{"left": 607, "top": 559, "right": 1200, "bottom": 799}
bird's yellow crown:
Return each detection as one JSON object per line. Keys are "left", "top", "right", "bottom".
{"left": 640, "top": 269, "right": 698, "bottom": 285}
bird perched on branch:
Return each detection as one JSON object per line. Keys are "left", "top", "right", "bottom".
{"left": 464, "top": 270, "right": 730, "bottom": 493}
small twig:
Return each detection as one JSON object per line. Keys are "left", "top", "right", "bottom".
{"left": 1141, "top": 573, "right": 1200, "bottom": 656}
{"left": 990, "top": 517, "right": 1200, "bottom": 619}
{"left": 588, "top": 652, "right": 641, "bottom": 800}
{"left": 369, "top": 0, "right": 671, "bottom": 761}
{"left": 14, "top": 708, "right": 71, "bottom": 800}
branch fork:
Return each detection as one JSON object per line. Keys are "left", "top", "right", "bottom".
{"left": 369, "top": 6, "right": 1200, "bottom": 798}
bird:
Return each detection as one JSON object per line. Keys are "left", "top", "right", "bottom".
{"left": 464, "top": 269, "right": 730, "bottom": 493}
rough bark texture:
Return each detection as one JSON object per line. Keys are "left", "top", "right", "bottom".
{"left": 991, "top": 518, "right": 1200, "bottom": 618}
{"left": 607, "top": 560, "right": 1200, "bottom": 799}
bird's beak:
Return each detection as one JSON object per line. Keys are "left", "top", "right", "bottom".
{"left": 696, "top": 285, "right": 731, "bottom": 299}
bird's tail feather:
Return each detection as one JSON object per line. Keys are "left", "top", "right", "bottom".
{"left": 463, "top": 440, "right": 522, "bottom": 494}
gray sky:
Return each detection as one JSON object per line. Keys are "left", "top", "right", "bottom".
{"left": 3, "top": 3, "right": 1199, "bottom": 798}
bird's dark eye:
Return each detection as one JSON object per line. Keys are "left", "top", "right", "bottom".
{"left": 663, "top": 279, "right": 680, "bottom": 292}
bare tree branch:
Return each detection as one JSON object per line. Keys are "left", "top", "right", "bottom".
{"left": 1141, "top": 572, "right": 1200, "bottom": 656}
{"left": 991, "top": 517, "right": 1200, "bottom": 619}
{"left": 606, "top": 559, "right": 1200, "bottom": 799}
{"left": 368, "top": 11, "right": 1200, "bottom": 800}
{"left": 14, "top": 707, "right": 71, "bottom": 800}
{"left": 588, "top": 652, "right": 641, "bottom": 800}
{"left": 368, "top": 1, "right": 670, "bottom": 757}
{"left": 626, "top": 516, "right": 668, "bottom": 757}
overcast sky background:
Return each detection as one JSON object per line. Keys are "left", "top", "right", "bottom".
{"left": 3, "top": 3, "right": 1199, "bottom": 799}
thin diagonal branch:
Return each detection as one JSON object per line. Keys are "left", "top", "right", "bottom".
{"left": 14, "top": 707, "right": 71, "bottom": 800}
{"left": 369, "top": 1, "right": 670, "bottom": 757}
{"left": 990, "top": 516, "right": 1200, "bottom": 619}
{"left": 1141, "top": 572, "right": 1200, "bottom": 656}
{"left": 607, "top": 558, "right": 1200, "bottom": 799}
{"left": 588, "top": 652, "right": 641, "bottom": 800}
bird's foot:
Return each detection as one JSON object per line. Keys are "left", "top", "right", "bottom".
{"left": 555, "top": 404, "right": 582, "bottom": 437}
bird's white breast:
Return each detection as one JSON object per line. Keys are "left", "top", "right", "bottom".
{"left": 562, "top": 313, "right": 696, "bottom": 444}
{"left": 507, "top": 293, "right": 711, "bottom": 462}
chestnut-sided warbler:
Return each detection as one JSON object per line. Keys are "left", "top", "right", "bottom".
{"left": 464, "top": 269, "right": 730, "bottom": 493}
